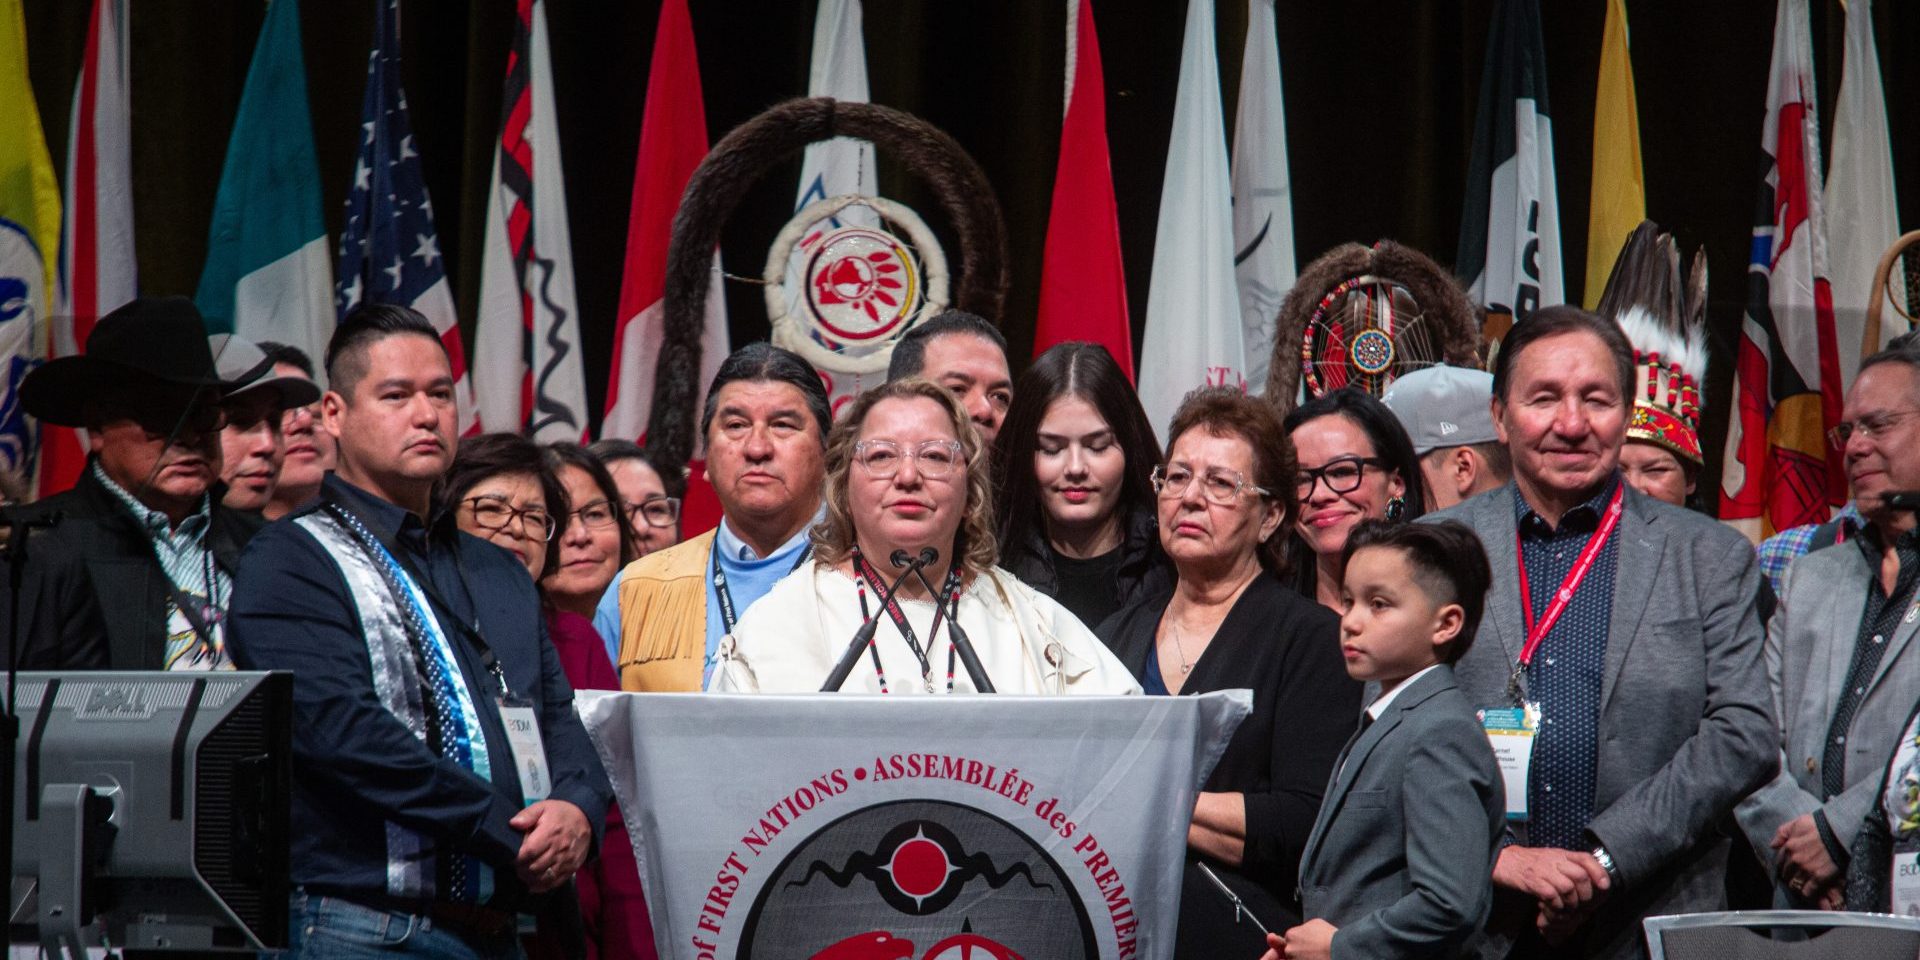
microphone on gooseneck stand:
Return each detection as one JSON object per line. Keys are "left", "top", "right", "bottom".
{"left": 820, "top": 551, "right": 931, "bottom": 692}
{"left": 909, "top": 555, "right": 996, "bottom": 694}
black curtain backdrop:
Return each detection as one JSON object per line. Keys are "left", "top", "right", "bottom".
{"left": 19, "top": 0, "right": 1920, "bottom": 497}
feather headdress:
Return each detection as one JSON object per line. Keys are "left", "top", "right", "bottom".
{"left": 1596, "top": 220, "right": 1709, "bottom": 465}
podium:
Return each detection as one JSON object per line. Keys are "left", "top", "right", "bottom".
{"left": 579, "top": 691, "right": 1249, "bottom": 960}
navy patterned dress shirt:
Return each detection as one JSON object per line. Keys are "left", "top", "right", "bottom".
{"left": 1514, "top": 476, "right": 1622, "bottom": 851}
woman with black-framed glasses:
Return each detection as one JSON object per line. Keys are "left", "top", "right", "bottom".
{"left": 542, "top": 443, "right": 640, "bottom": 620}
{"left": 535, "top": 442, "right": 651, "bottom": 960}
{"left": 442, "top": 433, "right": 568, "bottom": 581}
{"left": 588, "top": 438, "right": 685, "bottom": 558}
{"left": 1097, "top": 386, "right": 1360, "bottom": 957}
{"left": 1282, "top": 387, "right": 1428, "bottom": 611}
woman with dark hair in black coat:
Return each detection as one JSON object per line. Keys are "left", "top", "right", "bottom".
{"left": 1099, "top": 387, "right": 1360, "bottom": 957}
{"left": 993, "top": 341, "right": 1170, "bottom": 630}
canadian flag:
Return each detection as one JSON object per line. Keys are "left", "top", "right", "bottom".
{"left": 602, "top": 0, "right": 728, "bottom": 534}
{"left": 45, "top": 0, "right": 134, "bottom": 496}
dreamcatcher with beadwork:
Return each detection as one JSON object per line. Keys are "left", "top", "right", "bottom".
{"left": 1265, "top": 239, "right": 1483, "bottom": 415}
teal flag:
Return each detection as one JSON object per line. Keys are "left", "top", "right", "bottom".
{"left": 194, "top": 0, "right": 333, "bottom": 363}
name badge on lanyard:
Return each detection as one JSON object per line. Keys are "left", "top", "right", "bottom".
{"left": 1487, "top": 485, "right": 1624, "bottom": 823}
{"left": 1480, "top": 704, "right": 1540, "bottom": 821}
{"left": 499, "top": 699, "right": 551, "bottom": 806}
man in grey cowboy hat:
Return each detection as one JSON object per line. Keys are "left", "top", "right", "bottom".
{"left": 6, "top": 296, "right": 276, "bottom": 670}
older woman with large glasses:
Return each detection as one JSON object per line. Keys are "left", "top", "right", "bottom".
{"left": 1098, "top": 386, "right": 1360, "bottom": 957}
{"left": 1282, "top": 387, "right": 1428, "bottom": 610}
{"left": 442, "top": 433, "right": 566, "bottom": 580}
{"left": 445, "top": 436, "right": 654, "bottom": 959}
{"left": 710, "top": 378, "right": 1138, "bottom": 695}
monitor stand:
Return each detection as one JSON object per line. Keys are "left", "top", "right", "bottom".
{"left": 25, "top": 783, "right": 114, "bottom": 960}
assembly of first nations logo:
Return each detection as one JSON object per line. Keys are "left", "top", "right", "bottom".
{"left": 738, "top": 799, "right": 1099, "bottom": 960}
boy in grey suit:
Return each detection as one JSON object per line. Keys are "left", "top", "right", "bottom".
{"left": 1268, "top": 520, "right": 1504, "bottom": 960}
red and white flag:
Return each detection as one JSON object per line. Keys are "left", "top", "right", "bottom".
{"left": 474, "top": 0, "right": 589, "bottom": 442}
{"left": 1137, "top": 0, "right": 1243, "bottom": 444}
{"left": 602, "top": 0, "right": 727, "bottom": 533}
{"left": 45, "top": 0, "right": 133, "bottom": 496}
{"left": 1031, "top": 0, "right": 1131, "bottom": 379}
{"left": 1720, "top": 0, "right": 1842, "bottom": 539}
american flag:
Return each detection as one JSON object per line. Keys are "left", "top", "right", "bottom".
{"left": 336, "top": 0, "right": 475, "bottom": 429}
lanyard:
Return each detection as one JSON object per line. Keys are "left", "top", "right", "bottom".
{"left": 854, "top": 550, "right": 964, "bottom": 693}
{"left": 712, "top": 541, "right": 814, "bottom": 635}
{"left": 1514, "top": 484, "right": 1624, "bottom": 671}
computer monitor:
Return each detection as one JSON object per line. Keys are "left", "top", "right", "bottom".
{"left": 7, "top": 671, "right": 292, "bottom": 954}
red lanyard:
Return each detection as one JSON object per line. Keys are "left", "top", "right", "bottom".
{"left": 1515, "top": 485, "right": 1624, "bottom": 667}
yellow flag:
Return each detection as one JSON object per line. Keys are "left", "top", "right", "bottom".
{"left": 1583, "top": 0, "right": 1646, "bottom": 309}
{"left": 0, "top": 0, "right": 62, "bottom": 336}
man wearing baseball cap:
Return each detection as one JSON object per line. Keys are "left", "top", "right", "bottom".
{"left": 209, "top": 334, "right": 322, "bottom": 515}
{"left": 1382, "top": 364, "right": 1510, "bottom": 511}
{"left": 5, "top": 296, "right": 274, "bottom": 669}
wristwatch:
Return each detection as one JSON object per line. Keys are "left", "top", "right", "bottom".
{"left": 1590, "top": 844, "right": 1621, "bottom": 883}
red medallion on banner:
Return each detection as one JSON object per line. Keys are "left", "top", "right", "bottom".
{"left": 739, "top": 801, "right": 1095, "bottom": 960}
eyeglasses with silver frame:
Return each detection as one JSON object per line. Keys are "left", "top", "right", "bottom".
{"left": 1151, "top": 464, "right": 1274, "bottom": 504}
{"left": 1828, "top": 409, "right": 1920, "bottom": 450}
{"left": 852, "top": 439, "right": 967, "bottom": 479}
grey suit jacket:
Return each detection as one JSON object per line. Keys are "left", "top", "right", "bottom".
{"left": 1299, "top": 666, "right": 1504, "bottom": 960}
{"left": 1428, "top": 481, "right": 1776, "bottom": 960}
{"left": 1734, "top": 535, "right": 1920, "bottom": 898}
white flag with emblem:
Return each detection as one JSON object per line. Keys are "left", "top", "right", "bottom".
{"left": 1827, "top": 0, "right": 1906, "bottom": 385}
{"left": 1230, "top": 0, "right": 1296, "bottom": 396}
{"left": 1139, "top": 0, "right": 1245, "bottom": 445}
{"left": 786, "top": 0, "right": 878, "bottom": 322}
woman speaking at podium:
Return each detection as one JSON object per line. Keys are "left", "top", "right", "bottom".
{"left": 709, "top": 378, "right": 1138, "bottom": 695}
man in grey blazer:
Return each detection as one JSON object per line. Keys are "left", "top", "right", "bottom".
{"left": 1735, "top": 342, "right": 1920, "bottom": 909}
{"left": 1429, "top": 307, "right": 1775, "bottom": 960}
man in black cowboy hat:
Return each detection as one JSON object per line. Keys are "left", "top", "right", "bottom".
{"left": 6, "top": 296, "right": 274, "bottom": 670}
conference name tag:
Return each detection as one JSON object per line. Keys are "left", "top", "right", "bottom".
{"left": 500, "top": 704, "right": 552, "bottom": 805}
{"left": 1894, "top": 848, "right": 1920, "bottom": 917}
{"left": 1480, "top": 703, "right": 1539, "bottom": 821}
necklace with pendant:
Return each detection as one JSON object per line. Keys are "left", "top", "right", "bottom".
{"left": 1167, "top": 621, "right": 1196, "bottom": 675}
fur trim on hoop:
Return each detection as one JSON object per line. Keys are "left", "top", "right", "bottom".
{"left": 643, "top": 97, "right": 1009, "bottom": 473}
{"left": 1265, "top": 239, "right": 1482, "bottom": 413}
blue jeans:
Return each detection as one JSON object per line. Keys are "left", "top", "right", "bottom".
{"left": 280, "top": 890, "right": 527, "bottom": 960}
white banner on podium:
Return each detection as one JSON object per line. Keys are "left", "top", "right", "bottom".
{"left": 579, "top": 691, "right": 1250, "bottom": 960}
